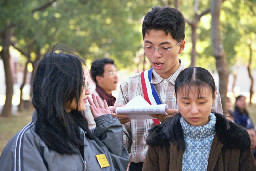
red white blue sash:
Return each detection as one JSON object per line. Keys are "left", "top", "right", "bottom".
{"left": 141, "top": 68, "right": 161, "bottom": 125}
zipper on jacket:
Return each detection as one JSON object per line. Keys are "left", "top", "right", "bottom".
{"left": 80, "top": 154, "right": 87, "bottom": 171}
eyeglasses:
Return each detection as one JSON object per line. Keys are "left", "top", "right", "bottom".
{"left": 105, "top": 70, "right": 117, "bottom": 76}
{"left": 143, "top": 42, "right": 181, "bottom": 55}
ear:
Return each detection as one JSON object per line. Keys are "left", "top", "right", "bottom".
{"left": 213, "top": 91, "right": 218, "bottom": 102}
{"left": 96, "top": 75, "right": 103, "bottom": 85}
{"left": 178, "top": 40, "right": 185, "bottom": 54}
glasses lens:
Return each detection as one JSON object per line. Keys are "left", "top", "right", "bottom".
{"left": 108, "top": 71, "right": 117, "bottom": 76}
{"left": 159, "top": 47, "right": 169, "bottom": 54}
{"left": 144, "top": 42, "right": 181, "bottom": 55}
{"left": 144, "top": 46, "right": 154, "bottom": 54}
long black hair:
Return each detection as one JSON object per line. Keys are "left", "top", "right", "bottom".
{"left": 32, "top": 52, "right": 93, "bottom": 154}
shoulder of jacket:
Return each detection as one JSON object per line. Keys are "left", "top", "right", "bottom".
{"left": 146, "top": 114, "right": 183, "bottom": 146}
{"left": 215, "top": 113, "right": 251, "bottom": 149}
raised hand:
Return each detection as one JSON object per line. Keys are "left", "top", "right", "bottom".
{"left": 88, "top": 94, "right": 112, "bottom": 118}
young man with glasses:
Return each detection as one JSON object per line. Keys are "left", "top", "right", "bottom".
{"left": 85, "top": 58, "right": 118, "bottom": 128}
{"left": 115, "top": 6, "right": 223, "bottom": 171}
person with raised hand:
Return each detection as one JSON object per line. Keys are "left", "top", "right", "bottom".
{"left": 0, "top": 51, "right": 129, "bottom": 171}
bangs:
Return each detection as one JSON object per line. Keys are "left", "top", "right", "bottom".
{"left": 176, "top": 81, "right": 213, "bottom": 98}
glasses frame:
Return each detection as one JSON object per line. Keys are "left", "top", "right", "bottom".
{"left": 143, "top": 41, "right": 181, "bottom": 55}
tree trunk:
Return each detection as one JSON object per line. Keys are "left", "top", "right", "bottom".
{"left": 232, "top": 70, "right": 237, "bottom": 98}
{"left": 167, "top": 0, "right": 172, "bottom": 6}
{"left": 187, "top": 7, "right": 210, "bottom": 67}
{"left": 0, "top": 28, "right": 14, "bottom": 117}
{"left": 247, "top": 43, "right": 254, "bottom": 105}
{"left": 30, "top": 47, "right": 41, "bottom": 98}
{"left": 18, "top": 61, "right": 29, "bottom": 111}
{"left": 211, "top": 0, "right": 228, "bottom": 114}
{"left": 174, "top": 0, "right": 180, "bottom": 9}
{"left": 190, "top": 23, "right": 198, "bottom": 66}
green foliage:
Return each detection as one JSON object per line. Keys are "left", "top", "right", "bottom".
{"left": 0, "top": 0, "right": 158, "bottom": 69}
{"left": 1, "top": 0, "right": 256, "bottom": 71}
{"left": 222, "top": 0, "right": 256, "bottom": 69}
{"left": 0, "top": 0, "right": 31, "bottom": 26}
{"left": 181, "top": 0, "right": 256, "bottom": 72}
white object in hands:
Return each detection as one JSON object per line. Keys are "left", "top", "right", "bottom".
{"left": 116, "top": 95, "right": 168, "bottom": 120}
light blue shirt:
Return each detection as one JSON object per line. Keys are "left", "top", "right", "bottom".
{"left": 180, "top": 113, "right": 216, "bottom": 171}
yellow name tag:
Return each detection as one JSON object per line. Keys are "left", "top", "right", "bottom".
{"left": 96, "top": 154, "right": 110, "bottom": 168}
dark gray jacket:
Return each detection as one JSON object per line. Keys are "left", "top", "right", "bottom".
{"left": 0, "top": 114, "right": 129, "bottom": 171}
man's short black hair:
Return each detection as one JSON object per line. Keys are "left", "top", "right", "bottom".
{"left": 142, "top": 6, "right": 185, "bottom": 42}
{"left": 90, "top": 58, "right": 114, "bottom": 84}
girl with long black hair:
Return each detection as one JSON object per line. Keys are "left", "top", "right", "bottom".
{"left": 0, "top": 51, "right": 129, "bottom": 171}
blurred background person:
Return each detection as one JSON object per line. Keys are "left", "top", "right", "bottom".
{"left": 225, "top": 97, "right": 234, "bottom": 122}
{"left": 85, "top": 58, "right": 118, "bottom": 129}
{"left": 233, "top": 95, "right": 254, "bottom": 128}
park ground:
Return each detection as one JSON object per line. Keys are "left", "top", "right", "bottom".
{"left": 1, "top": 104, "right": 256, "bottom": 155}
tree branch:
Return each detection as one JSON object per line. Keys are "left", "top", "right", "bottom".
{"left": 0, "top": 24, "right": 16, "bottom": 35}
{"left": 185, "top": 18, "right": 193, "bottom": 26}
{"left": 199, "top": 8, "right": 210, "bottom": 18}
{"left": 11, "top": 42, "right": 30, "bottom": 59}
{"left": 194, "top": 0, "right": 199, "bottom": 13}
{"left": 32, "top": 0, "right": 56, "bottom": 13}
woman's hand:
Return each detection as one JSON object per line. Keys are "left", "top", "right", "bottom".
{"left": 88, "top": 94, "right": 112, "bottom": 118}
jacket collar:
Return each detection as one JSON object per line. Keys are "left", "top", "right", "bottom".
{"left": 96, "top": 85, "right": 116, "bottom": 106}
{"left": 146, "top": 113, "right": 251, "bottom": 150}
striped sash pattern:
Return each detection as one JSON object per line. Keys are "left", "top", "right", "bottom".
{"left": 141, "top": 68, "right": 161, "bottom": 125}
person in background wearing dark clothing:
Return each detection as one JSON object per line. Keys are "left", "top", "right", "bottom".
{"left": 0, "top": 52, "right": 129, "bottom": 171}
{"left": 85, "top": 58, "right": 118, "bottom": 129}
{"left": 233, "top": 95, "right": 254, "bottom": 128}
{"left": 225, "top": 97, "right": 234, "bottom": 122}
{"left": 91, "top": 58, "right": 118, "bottom": 106}
{"left": 143, "top": 67, "right": 256, "bottom": 171}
